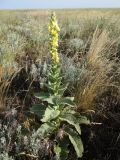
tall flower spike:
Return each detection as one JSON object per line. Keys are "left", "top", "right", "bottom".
{"left": 48, "top": 12, "right": 60, "bottom": 64}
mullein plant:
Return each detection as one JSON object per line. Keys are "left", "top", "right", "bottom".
{"left": 31, "top": 12, "right": 89, "bottom": 160}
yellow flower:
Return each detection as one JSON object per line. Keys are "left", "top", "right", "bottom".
{"left": 51, "top": 53, "right": 59, "bottom": 64}
{"left": 55, "top": 23, "right": 60, "bottom": 32}
{"left": 48, "top": 12, "right": 60, "bottom": 64}
{"left": 50, "top": 29, "right": 57, "bottom": 36}
{"left": 50, "top": 39, "right": 58, "bottom": 47}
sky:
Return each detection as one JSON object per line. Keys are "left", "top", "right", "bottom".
{"left": 0, "top": 0, "right": 120, "bottom": 9}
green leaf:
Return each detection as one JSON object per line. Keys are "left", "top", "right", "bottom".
{"left": 34, "top": 92, "right": 50, "bottom": 99}
{"left": 57, "top": 84, "right": 68, "bottom": 96}
{"left": 30, "top": 104, "right": 47, "bottom": 118}
{"left": 44, "top": 95, "right": 61, "bottom": 105}
{"left": 35, "top": 122, "right": 56, "bottom": 137}
{"left": 60, "top": 113, "right": 81, "bottom": 135}
{"left": 49, "top": 73, "right": 61, "bottom": 82}
{"left": 54, "top": 139, "right": 69, "bottom": 160}
{"left": 41, "top": 107, "right": 60, "bottom": 122}
{"left": 76, "top": 115, "right": 90, "bottom": 125}
{"left": 62, "top": 108, "right": 90, "bottom": 125}
{"left": 59, "top": 138, "right": 69, "bottom": 160}
{"left": 54, "top": 144, "right": 61, "bottom": 160}
{"left": 62, "top": 107, "right": 76, "bottom": 114}
{"left": 42, "top": 96, "right": 55, "bottom": 104}
{"left": 64, "top": 128, "right": 84, "bottom": 158}
{"left": 60, "top": 97, "right": 75, "bottom": 107}
{"left": 35, "top": 92, "right": 59, "bottom": 105}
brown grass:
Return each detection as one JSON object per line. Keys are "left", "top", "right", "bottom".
{"left": 0, "top": 66, "right": 16, "bottom": 111}
{"left": 75, "top": 28, "right": 119, "bottom": 110}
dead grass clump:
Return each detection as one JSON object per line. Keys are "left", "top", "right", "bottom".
{"left": 0, "top": 66, "right": 15, "bottom": 111}
{"left": 75, "top": 28, "right": 119, "bottom": 110}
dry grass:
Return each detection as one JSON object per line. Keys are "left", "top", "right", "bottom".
{"left": 75, "top": 28, "right": 119, "bottom": 110}
{"left": 0, "top": 66, "right": 16, "bottom": 111}
{"left": 87, "top": 28, "right": 109, "bottom": 69}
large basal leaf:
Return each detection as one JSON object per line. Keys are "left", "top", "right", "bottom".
{"left": 60, "top": 113, "right": 81, "bottom": 135}
{"left": 35, "top": 122, "right": 56, "bottom": 137}
{"left": 30, "top": 104, "right": 47, "bottom": 118}
{"left": 63, "top": 108, "right": 90, "bottom": 125}
{"left": 41, "top": 107, "right": 60, "bottom": 122}
{"left": 64, "top": 128, "right": 84, "bottom": 158}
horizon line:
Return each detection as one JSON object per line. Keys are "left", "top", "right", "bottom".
{"left": 0, "top": 7, "right": 120, "bottom": 10}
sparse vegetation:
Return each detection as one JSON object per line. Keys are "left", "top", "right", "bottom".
{"left": 0, "top": 9, "right": 120, "bottom": 160}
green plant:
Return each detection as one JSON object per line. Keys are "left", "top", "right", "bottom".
{"left": 31, "top": 12, "right": 90, "bottom": 160}
{"left": 0, "top": 153, "right": 13, "bottom": 160}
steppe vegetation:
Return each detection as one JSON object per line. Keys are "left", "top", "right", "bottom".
{"left": 0, "top": 9, "right": 120, "bottom": 160}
